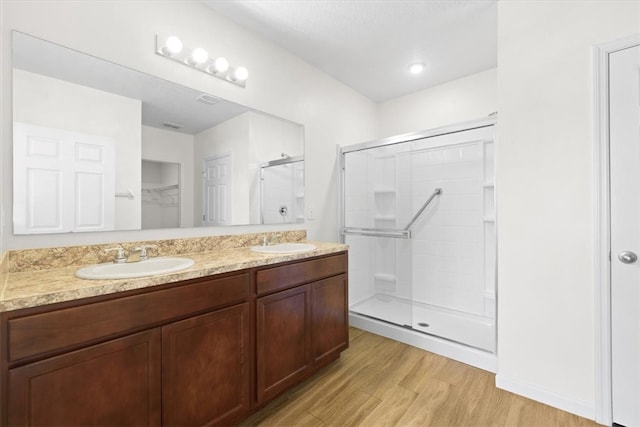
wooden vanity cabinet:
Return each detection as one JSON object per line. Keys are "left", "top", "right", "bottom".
{"left": 8, "top": 329, "right": 162, "bottom": 426}
{"left": 162, "top": 303, "right": 250, "bottom": 426}
{"left": 1, "top": 250, "right": 348, "bottom": 426}
{"left": 1, "top": 271, "right": 251, "bottom": 427}
{"left": 255, "top": 252, "right": 349, "bottom": 405}
{"left": 311, "top": 273, "right": 350, "bottom": 366}
{"left": 256, "top": 284, "right": 312, "bottom": 403}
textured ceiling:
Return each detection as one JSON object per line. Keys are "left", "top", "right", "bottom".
{"left": 204, "top": 0, "right": 497, "bottom": 102}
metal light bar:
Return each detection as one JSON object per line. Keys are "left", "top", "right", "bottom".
{"left": 155, "top": 35, "right": 248, "bottom": 88}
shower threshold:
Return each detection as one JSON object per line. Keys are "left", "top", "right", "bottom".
{"left": 350, "top": 294, "right": 495, "bottom": 352}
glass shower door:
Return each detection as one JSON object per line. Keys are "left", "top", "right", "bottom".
{"left": 342, "top": 142, "right": 415, "bottom": 327}
{"left": 341, "top": 122, "right": 497, "bottom": 352}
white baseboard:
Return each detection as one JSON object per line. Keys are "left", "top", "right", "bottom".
{"left": 495, "top": 374, "right": 595, "bottom": 421}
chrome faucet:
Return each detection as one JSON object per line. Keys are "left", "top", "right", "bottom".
{"left": 261, "top": 234, "right": 281, "bottom": 246}
{"left": 105, "top": 247, "right": 126, "bottom": 264}
{"left": 105, "top": 245, "right": 157, "bottom": 263}
{"left": 126, "top": 249, "right": 143, "bottom": 263}
{"left": 135, "top": 245, "right": 157, "bottom": 261}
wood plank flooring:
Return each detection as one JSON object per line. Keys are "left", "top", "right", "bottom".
{"left": 240, "top": 327, "right": 599, "bottom": 427}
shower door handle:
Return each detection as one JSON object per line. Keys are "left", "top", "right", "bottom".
{"left": 618, "top": 251, "right": 638, "bottom": 264}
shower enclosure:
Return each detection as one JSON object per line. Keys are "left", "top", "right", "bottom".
{"left": 260, "top": 156, "right": 304, "bottom": 224}
{"left": 340, "top": 118, "right": 496, "bottom": 368}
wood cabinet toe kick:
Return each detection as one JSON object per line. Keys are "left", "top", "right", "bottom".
{"left": 0, "top": 250, "right": 348, "bottom": 427}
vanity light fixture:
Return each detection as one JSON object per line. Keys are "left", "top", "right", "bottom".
{"left": 232, "top": 66, "right": 249, "bottom": 82}
{"left": 208, "top": 57, "right": 229, "bottom": 74}
{"left": 162, "top": 36, "right": 183, "bottom": 56}
{"left": 189, "top": 47, "right": 209, "bottom": 66}
{"left": 156, "top": 35, "right": 248, "bottom": 88}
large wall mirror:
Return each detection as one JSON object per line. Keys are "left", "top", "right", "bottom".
{"left": 12, "top": 31, "right": 304, "bottom": 235}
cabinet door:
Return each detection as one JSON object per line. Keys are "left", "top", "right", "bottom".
{"left": 162, "top": 303, "right": 250, "bottom": 427}
{"left": 8, "top": 329, "right": 161, "bottom": 426}
{"left": 256, "top": 285, "right": 311, "bottom": 404}
{"left": 311, "top": 274, "right": 349, "bottom": 367}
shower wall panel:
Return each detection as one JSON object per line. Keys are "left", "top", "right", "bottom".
{"left": 342, "top": 119, "right": 496, "bottom": 352}
{"left": 261, "top": 160, "right": 304, "bottom": 224}
{"left": 407, "top": 142, "right": 486, "bottom": 316}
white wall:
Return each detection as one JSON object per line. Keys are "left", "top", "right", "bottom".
{"left": 141, "top": 160, "right": 180, "bottom": 229}
{"left": 250, "top": 111, "right": 304, "bottom": 160}
{"left": 377, "top": 68, "right": 497, "bottom": 138}
{"left": 194, "top": 112, "right": 251, "bottom": 225}
{"left": 1, "top": 0, "right": 377, "bottom": 249}
{"left": 249, "top": 111, "right": 304, "bottom": 224}
{"left": 141, "top": 125, "right": 194, "bottom": 228}
{"left": 13, "top": 69, "right": 142, "bottom": 230}
{"left": 496, "top": 0, "right": 640, "bottom": 419}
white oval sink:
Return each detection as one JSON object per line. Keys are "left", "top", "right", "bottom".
{"left": 76, "top": 257, "right": 195, "bottom": 280}
{"left": 250, "top": 243, "right": 316, "bottom": 254}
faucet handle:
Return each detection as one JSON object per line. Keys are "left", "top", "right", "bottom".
{"left": 134, "top": 245, "right": 157, "bottom": 260}
{"left": 105, "top": 247, "right": 126, "bottom": 263}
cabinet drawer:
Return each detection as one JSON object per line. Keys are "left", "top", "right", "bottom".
{"left": 256, "top": 252, "right": 347, "bottom": 296}
{"left": 8, "top": 272, "right": 250, "bottom": 363}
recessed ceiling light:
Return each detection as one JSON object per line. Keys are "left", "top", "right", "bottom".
{"left": 408, "top": 63, "right": 425, "bottom": 74}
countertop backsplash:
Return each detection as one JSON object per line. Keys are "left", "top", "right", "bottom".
{"left": 5, "top": 230, "right": 306, "bottom": 273}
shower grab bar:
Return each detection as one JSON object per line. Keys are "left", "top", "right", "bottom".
{"left": 340, "top": 227, "right": 411, "bottom": 239}
{"left": 340, "top": 187, "right": 442, "bottom": 239}
{"left": 403, "top": 187, "right": 442, "bottom": 231}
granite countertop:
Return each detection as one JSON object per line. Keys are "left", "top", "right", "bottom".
{"left": 0, "top": 241, "right": 347, "bottom": 313}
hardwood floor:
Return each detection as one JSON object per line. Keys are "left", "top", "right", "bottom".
{"left": 240, "top": 327, "right": 599, "bottom": 427}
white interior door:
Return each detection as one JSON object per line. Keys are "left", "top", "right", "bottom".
{"left": 203, "top": 154, "right": 231, "bottom": 226}
{"left": 610, "top": 43, "right": 640, "bottom": 427}
{"left": 13, "top": 122, "right": 115, "bottom": 234}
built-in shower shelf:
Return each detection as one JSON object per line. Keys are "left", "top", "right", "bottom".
{"left": 483, "top": 216, "right": 496, "bottom": 222}
{"left": 374, "top": 215, "right": 396, "bottom": 221}
{"left": 483, "top": 182, "right": 495, "bottom": 188}
{"left": 373, "top": 188, "right": 396, "bottom": 194}
{"left": 373, "top": 273, "right": 396, "bottom": 282}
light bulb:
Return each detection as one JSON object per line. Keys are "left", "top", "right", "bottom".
{"left": 408, "top": 63, "right": 425, "bottom": 74}
{"left": 233, "top": 66, "right": 249, "bottom": 81}
{"left": 212, "top": 57, "right": 229, "bottom": 73}
{"left": 191, "top": 48, "right": 209, "bottom": 64}
{"left": 163, "top": 36, "right": 183, "bottom": 55}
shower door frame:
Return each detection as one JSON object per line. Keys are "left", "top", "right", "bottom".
{"left": 339, "top": 117, "right": 498, "bottom": 358}
{"left": 339, "top": 117, "right": 497, "bottom": 241}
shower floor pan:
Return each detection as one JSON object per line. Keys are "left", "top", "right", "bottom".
{"left": 350, "top": 294, "right": 495, "bottom": 352}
